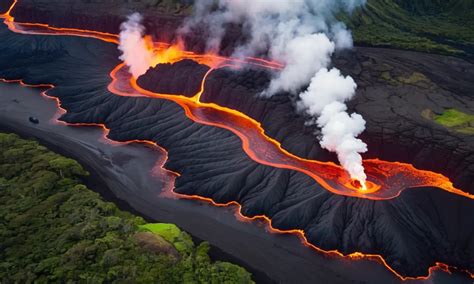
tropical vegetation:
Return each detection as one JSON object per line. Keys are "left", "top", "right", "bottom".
{"left": 0, "top": 133, "right": 253, "bottom": 283}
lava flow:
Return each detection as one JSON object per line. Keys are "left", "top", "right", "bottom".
{"left": 107, "top": 64, "right": 471, "bottom": 200}
{"left": 148, "top": 39, "right": 283, "bottom": 70}
{"left": 1, "top": 0, "right": 473, "bottom": 280}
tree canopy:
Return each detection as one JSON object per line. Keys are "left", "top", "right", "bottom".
{"left": 0, "top": 133, "right": 253, "bottom": 283}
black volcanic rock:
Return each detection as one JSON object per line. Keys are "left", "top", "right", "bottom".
{"left": 201, "top": 67, "right": 334, "bottom": 160}
{"left": 140, "top": 62, "right": 332, "bottom": 161}
{"left": 138, "top": 60, "right": 209, "bottom": 97}
{"left": 138, "top": 50, "right": 474, "bottom": 193}
{"left": 0, "top": 25, "right": 472, "bottom": 278}
{"left": 8, "top": 0, "right": 243, "bottom": 55}
{"left": 7, "top": 0, "right": 185, "bottom": 45}
{"left": 335, "top": 48, "right": 474, "bottom": 192}
{"left": 0, "top": 1, "right": 11, "bottom": 14}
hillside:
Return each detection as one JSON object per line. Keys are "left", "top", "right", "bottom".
{"left": 346, "top": 0, "right": 474, "bottom": 57}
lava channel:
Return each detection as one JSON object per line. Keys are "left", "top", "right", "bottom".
{"left": 109, "top": 62, "right": 473, "bottom": 201}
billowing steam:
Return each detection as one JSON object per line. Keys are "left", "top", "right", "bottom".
{"left": 118, "top": 13, "right": 153, "bottom": 78}
{"left": 298, "top": 68, "right": 367, "bottom": 184}
{"left": 181, "top": 0, "right": 369, "bottom": 185}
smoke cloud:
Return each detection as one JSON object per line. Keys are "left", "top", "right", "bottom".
{"left": 298, "top": 68, "right": 367, "bottom": 184}
{"left": 118, "top": 13, "right": 153, "bottom": 78}
{"left": 181, "top": 0, "right": 368, "bottom": 184}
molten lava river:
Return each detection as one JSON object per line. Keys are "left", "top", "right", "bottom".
{"left": 1, "top": 1, "right": 473, "bottom": 281}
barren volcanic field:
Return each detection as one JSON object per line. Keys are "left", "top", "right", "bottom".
{"left": 1, "top": 0, "right": 473, "bottom": 283}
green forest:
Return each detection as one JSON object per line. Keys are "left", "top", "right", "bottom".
{"left": 344, "top": 0, "right": 474, "bottom": 57}
{"left": 0, "top": 133, "right": 253, "bottom": 283}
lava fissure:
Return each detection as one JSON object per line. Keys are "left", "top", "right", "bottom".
{"left": 1, "top": 0, "right": 473, "bottom": 280}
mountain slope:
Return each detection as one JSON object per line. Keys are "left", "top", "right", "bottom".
{"left": 346, "top": 0, "right": 474, "bottom": 57}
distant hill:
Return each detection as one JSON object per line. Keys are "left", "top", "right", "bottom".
{"left": 345, "top": 0, "right": 474, "bottom": 57}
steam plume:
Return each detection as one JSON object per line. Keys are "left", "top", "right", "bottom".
{"left": 181, "top": 0, "right": 368, "bottom": 185}
{"left": 118, "top": 13, "right": 153, "bottom": 78}
{"left": 298, "top": 69, "right": 367, "bottom": 184}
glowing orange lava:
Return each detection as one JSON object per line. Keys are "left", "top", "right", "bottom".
{"left": 1, "top": 0, "right": 473, "bottom": 280}
{"left": 110, "top": 63, "right": 471, "bottom": 201}
{"left": 173, "top": 192, "right": 474, "bottom": 281}
{"left": 147, "top": 40, "right": 282, "bottom": 70}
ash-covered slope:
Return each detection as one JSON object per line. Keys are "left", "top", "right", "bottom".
{"left": 139, "top": 52, "right": 474, "bottom": 194}
{"left": 137, "top": 60, "right": 209, "bottom": 97}
{"left": 6, "top": 0, "right": 240, "bottom": 55}
{"left": 1, "top": 25, "right": 472, "bottom": 278}
{"left": 5, "top": 0, "right": 188, "bottom": 46}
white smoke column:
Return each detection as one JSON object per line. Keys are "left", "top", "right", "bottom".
{"left": 266, "top": 34, "right": 335, "bottom": 96}
{"left": 182, "top": 0, "right": 368, "bottom": 185}
{"left": 118, "top": 13, "right": 153, "bottom": 78}
{"left": 298, "top": 69, "right": 367, "bottom": 184}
